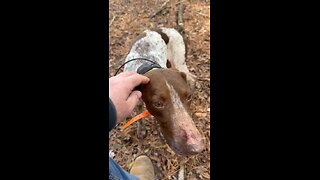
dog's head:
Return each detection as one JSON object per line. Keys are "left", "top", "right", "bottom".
{"left": 141, "top": 68, "right": 204, "bottom": 156}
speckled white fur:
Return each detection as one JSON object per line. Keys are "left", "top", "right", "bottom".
{"left": 123, "top": 27, "right": 196, "bottom": 90}
{"left": 160, "top": 28, "right": 187, "bottom": 72}
{"left": 123, "top": 28, "right": 187, "bottom": 71}
{"left": 124, "top": 30, "right": 167, "bottom": 72}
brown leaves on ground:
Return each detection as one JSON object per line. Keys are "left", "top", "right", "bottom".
{"left": 109, "top": 0, "right": 210, "bottom": 179}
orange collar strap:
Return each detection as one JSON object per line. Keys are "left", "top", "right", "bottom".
{"left": 121, "top": 111, "right": 151, "bottom": 130}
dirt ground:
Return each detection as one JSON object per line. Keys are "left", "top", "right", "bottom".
{"left": 108, "top": 0, "right": 210, "bottom": 179}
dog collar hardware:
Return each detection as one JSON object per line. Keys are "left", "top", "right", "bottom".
{"left": 113, "top": 57, "right": 163, "bottom": 76}
{"left": 136, "top": 63, "right": 162, "bottom": 74}
{"left": 113, "top": 57, "right": 163, "bottom": 92}
{"left": 134, "top": 63, "right": 162, "bottom": 92}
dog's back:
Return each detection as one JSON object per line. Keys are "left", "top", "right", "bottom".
{"left": 124, "top": 29, "right": 168, "bottom": 72}
{"left": 124, "top": 28, "right": 189, "bottom": 69}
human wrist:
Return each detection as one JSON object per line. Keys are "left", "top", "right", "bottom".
{"left": 109, "top": 98, "right": 118, "bottom": 131}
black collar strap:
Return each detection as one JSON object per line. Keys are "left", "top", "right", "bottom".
{"left": 136, "top": 63, "right": 162, "bottom": 74}
{"left": 113, "top": 57, "right": 163, "bottom": 76}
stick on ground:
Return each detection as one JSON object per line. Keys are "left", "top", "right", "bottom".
{"left": 176, "top": 3, "right": 186, "bottom": 33}
{"left": 149, "top": 0, "right": 170, "bottom": 18}
{"left": 109, "top": 15, "right": 117, "bottom": 27}
{"left": 177, "top": 3, "right": 186, "bottom": 27}
{"left": 178, "top": 164, "right": 185, "bottom": 180}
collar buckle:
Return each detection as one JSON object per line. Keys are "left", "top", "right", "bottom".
{"left": 137, "top": 63, "right": 162, "bottom": 74}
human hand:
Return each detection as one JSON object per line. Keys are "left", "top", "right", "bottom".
{"left": 109, "top": 72, "right": 150, "bottom": 122}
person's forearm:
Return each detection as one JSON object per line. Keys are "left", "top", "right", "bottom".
{"left": 109, "top": 98, "right": 117, "bottom": 131}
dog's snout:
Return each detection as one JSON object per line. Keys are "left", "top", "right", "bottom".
{"left": 172, "top": 138, "right": 204, "bottom": 156}
{"left": 167, "top": 126, "right": 205, "bottom": 156}
{"left": 187, "top": 138, "right": 205, "bottom": 154}
{"left": 185, "top": 132, "right": 205, "bottom": 154}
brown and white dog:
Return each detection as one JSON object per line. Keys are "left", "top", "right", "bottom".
{"left": 124, "top": 28, "right": 204, "bottom": 156}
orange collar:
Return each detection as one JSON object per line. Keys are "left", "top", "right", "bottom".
{"left": 121, "top": 111, "right": 151, "bottom": 130}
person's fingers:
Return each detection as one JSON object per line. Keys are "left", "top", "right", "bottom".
{"left": 127, "top": 74, "right": 150, "bottom": 89}
{"left": 125, "top": 90, "right": 142, "bottom": 112}
{"left": 117, "top": 71, "right": 136, "bottom": 77}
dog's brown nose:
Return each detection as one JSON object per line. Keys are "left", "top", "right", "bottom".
{"left": 186, "top": 136, "right": 205, "bottom": 154}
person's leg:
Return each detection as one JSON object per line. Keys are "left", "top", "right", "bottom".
{"left": 109, "top": 157, "right": 139, "bottom": 180}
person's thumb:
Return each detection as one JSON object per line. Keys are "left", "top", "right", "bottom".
{"left": 126, "top": 90, "right": 142, "bottom": 112}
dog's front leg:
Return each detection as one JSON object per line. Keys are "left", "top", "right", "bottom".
{"left": 136, "top": 100, "right": 147, "bottom": 140}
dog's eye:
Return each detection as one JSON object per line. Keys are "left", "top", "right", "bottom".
{"left": 153, "top": 101, "right": 165, "bottom": 109}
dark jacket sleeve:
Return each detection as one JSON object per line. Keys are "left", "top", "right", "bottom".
{"left": 109, "top": 98, "right": 117, "bottom": 131}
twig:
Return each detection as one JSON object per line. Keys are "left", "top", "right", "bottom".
{"left": 178, "top": 164, "right": 185, "bottom": 180}
{"left": 175, "top": 3, "right": 186, "bottom": 33}
{"left": 166, "top": 167, "right": 180, "bottom": 179}
{"left": 175, "top": 0, "right": 186, "bottom": 5}
{"left": 149, "top": 0, "right": 170, "bottom": 18}
{"left": 197, "top": 77, "right": 210, "bottom": 81}
{"left": 177, "top": 3, "right": 186, "bottom": 27}
{"left": 165, "top": 156, "right": 191, "bottom": 179}
{"left": 198, "top": 12, "right": 209, "bottom": 18}
{"left": 109, "top": 15, "right": 117, "bottom": 27}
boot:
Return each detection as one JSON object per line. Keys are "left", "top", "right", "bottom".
{"left": 130, "top": 155, "right": 155, "bottom": 180}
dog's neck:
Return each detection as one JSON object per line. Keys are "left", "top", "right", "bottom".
{"left": 124, "top": 56, "right": 166, "bottom": 73}
{"left": 136, "top": 61, "right": 163, "bottom": 74}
